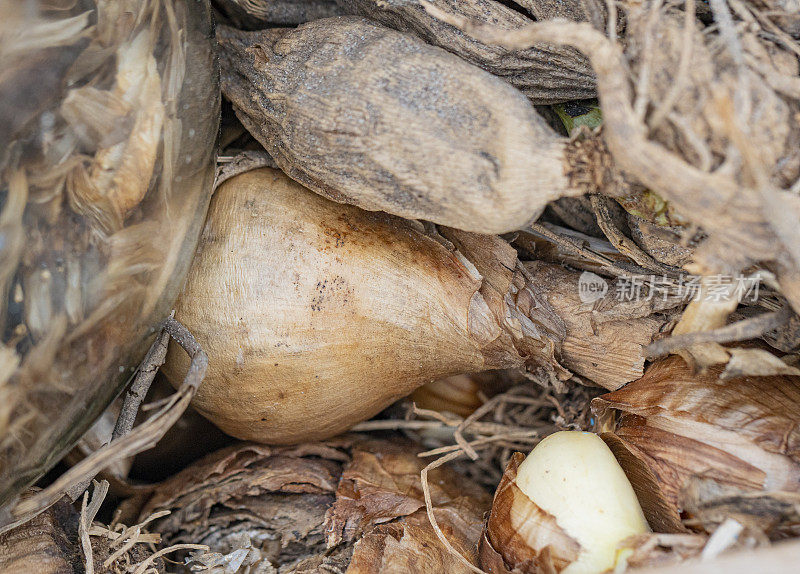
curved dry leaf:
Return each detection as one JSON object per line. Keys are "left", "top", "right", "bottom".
{"left": 593, "top": 357, "right": 800, "bottom": 534}
{"left": 144, "top": 437, "right": 489, "bottom": 573}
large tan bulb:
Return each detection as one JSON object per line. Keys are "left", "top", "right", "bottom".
{"left": 163, "top": 169, "right": 516, "bottom": 443}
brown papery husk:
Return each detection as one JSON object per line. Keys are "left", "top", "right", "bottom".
{"left": 593, "top": 356, "right": 800, "bottom": 533}
{"left": 162, "top": 168, "right": 571, "bottom": 444}
{"left": 524, "top": 261, "right": 685, "bottom": 390}
{"left": 333, "top": 0, "right": 596, "bottom": 104}
{"left": 479, "top": 452, "right": 580, "bottom": 573}
{"left": 217, "top": 18, "right": 575, "bottom": 235}
{"left": 141, "top": 436, "right": 490, "bottom": 573}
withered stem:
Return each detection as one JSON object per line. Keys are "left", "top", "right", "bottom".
{"left": 645, "top": 307, "right": 792, "bottom": 358}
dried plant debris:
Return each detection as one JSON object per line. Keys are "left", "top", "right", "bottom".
{"left": 593, "top": 356, "right": 800, "bottom": 535}
{"left": 333, "top": 0, "right": 596, "bottom": 103}
{"left": 422, "top": 1, "right": 800, "bottom": 314}
{"left": 214, "top": 0, "right": 346, "bottom": 29}
{"left": 0, "top": 0, "right": 218, "bottom": 510}
{"left": 140, "top": 436, "right": 490, "bottom": 573}
{"left": 356, "top": 373, "right": 600, "bottom": 492}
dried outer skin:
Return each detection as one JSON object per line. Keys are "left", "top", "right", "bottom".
{"left": 0, "top": 497, "right": 81, "bottom": 574}
{"left": 479, "top": 453, "right": 579, "bottom": 573}
{"left": 215, "top": 0, "right": 346, "bottom": 29}
{"left": 593, "top": 357, "right": 800, "bottom": 518}
{"left": 162, "top": 169, "right": 566, "bottom": 443}
{"left": 333, "top": 0, "right": 595, "bottom": 104}
{"left": 218, "top": 18, "right": 574, "bottom": 235}
{"left": 524, "top": 261, "right": 683, "bottom": 390}
{"left": 143, "top": 437, "right": 489, "bottom": 573}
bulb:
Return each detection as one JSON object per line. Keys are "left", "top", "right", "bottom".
{"left": 481, "top": 431, "right": 650, "bottom": 574}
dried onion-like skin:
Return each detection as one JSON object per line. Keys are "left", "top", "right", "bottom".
{"left": 0, "top": 0, "right": 219, "bottom": 511}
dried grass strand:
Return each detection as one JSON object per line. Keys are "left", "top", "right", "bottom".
{"left": 420, "top": 450, "right": 487, "bottom": 574}
{"left": 79, "top": 480, "right": 109, "bottom": 574}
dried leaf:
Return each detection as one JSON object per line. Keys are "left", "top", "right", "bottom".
{"left": 593, "top": 356, "right": 800, "bottom": 535}
{"left": 144, "top": 436, "right": 490, "bottom": 573}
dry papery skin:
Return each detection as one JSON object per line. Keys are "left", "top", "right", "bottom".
{"left": 163, "top": 168, "right": 670, "bottom": 443}
{"left": 140, "top": 436, "right": 490, "bottom": 573}
{"left": 423, "top": 2, "right": 800, "bottom": 313}
{"left": 0, "top": 498, "right": 82, "bottom": 574}
{"left": 593, "top": 355, "right": 800, "bottom": 535}
{"left": 217, "top": 18, "right": 578, "bottom": 235}
{"left": 333, "top": 0, "right": 597, "bottom": 103}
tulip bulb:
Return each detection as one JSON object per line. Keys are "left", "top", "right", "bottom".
{"left": 162, "top": 168, "right": 568, "bottom": 443}
{"left": 481, "top": 431, "right": 650, "bottom": 574}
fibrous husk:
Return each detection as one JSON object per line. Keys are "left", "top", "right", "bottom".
{"left": 0, "top": 496, "right": 81, "bottom": 574}
{"left": 333, "top": 0, "right": 596, "bottom": 104}
{"left": 217, "top": 18, "right": 575, "bottom": 235}
{"left": 524, "top": 261, "right": 684, "bottom": 390}
{"left": 593, "top": 356, "right": 800, "bottom": 536}
{"left": 141, "top": 436, "right": 490, "bottom": 573}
